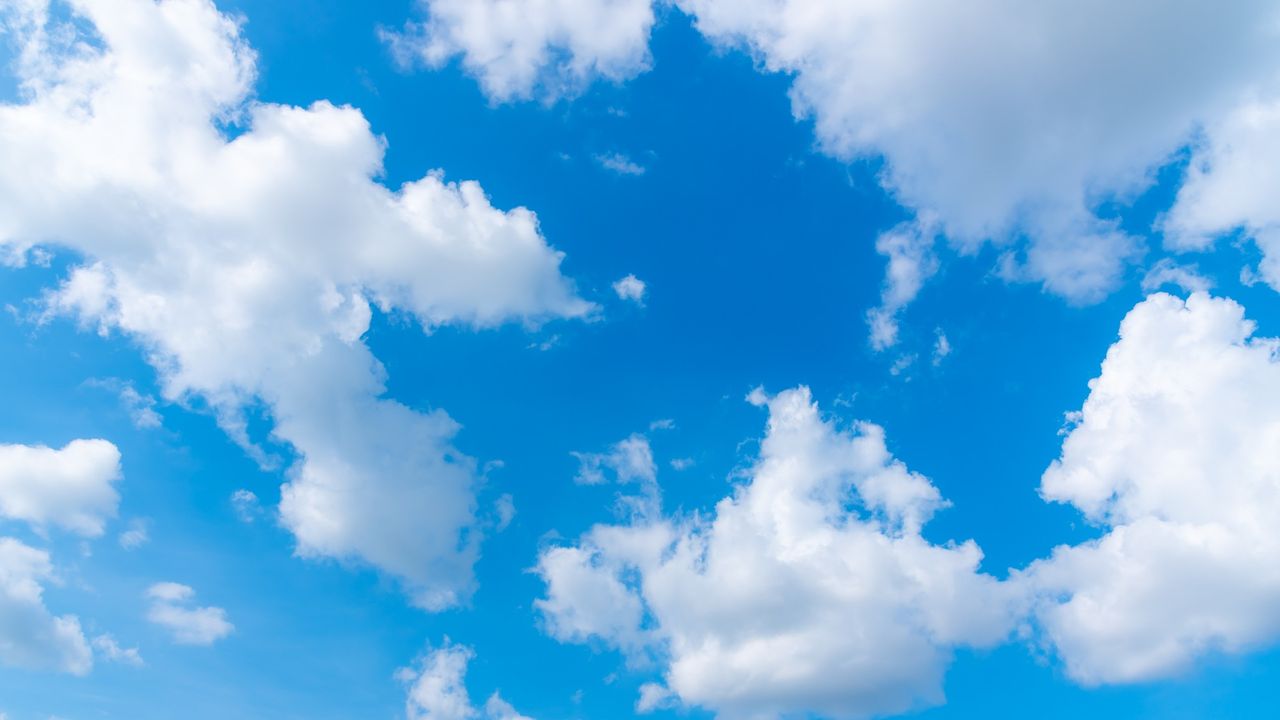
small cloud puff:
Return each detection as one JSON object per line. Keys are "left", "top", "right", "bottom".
{"left": 595, "top": 152, "right": 645, "bottom": 176}
{"left": 145, "top": 582, "right": 233, "bottom": 646}
{"left": 612, "top": 274, "right": 647, "bottom": 304}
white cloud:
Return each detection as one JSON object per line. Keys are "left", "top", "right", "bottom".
{"left": 612, "top": 274, "right": 647, "bottom": 304}
{"left": 92, "top": 633, "right": 144, "bottom": 667}
{"left": 931, "top": 329, "right": 952, "bottom": 367}
{"left": 1023, "top": 293, "right": 1280, "bottom": 684}
{"left": 571, "top": 433, "right": 656, "bottom": 486}
{"left": 1165, "top": 100, "right": 1280, "bottom": 290}
{"left": 636, "top": 682, "right": 675, "bottom": 713}
{"left": 595, "top": 152, "right": 646, "bottom": 176}
{"left": 398, "top": 642, "right": 536, "bottom": 720}
{"left": 145, "top": 582, "right": 233, "bottom": 646}
{"left": 494, "top": 493, "right": 516, "bottom": 531}
{"left": 117, "top": 384, "right": 162, "bottom": 429}
{"left": 482, "top": 694, "right": 534, "bottom": 720}
{"left": 537, "top": 388, "right": 1018, "bottom": 719}
{"left": 230, "top": 489, "right": 262, "bottom": 523}
{"left": 866, "top": 220, "right": 938, "bottom": 350}
{"left": 86, "top": 379, "right": 162, "bottom": 429}
{"left": 386, "top": 0, "right": 656, "bottom": 102}
{"left": 0, "top": 538, "right": 92, "bottom": 675}
{"left": 679, "top": 0, "right": 1280, "bottom": 304}
{"left": 1139, "top": 258, "right": 1213, "bottom": 295}
{"left": 118, "top": 518, "right": 149, "bottom": 550}
{"left": 0, "top": 0, "right": 592, "bottom": 610}
{"left": 0, "top": 439, "right": 121, "bottom": 537}
{"left": 403, "top": 0, "right": 1280, "bottom": 329}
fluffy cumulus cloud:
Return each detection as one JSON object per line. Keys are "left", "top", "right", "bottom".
{"left": 386, "top": 0, "right": 656, "bottom": 102}
{"left": 145, "top": 582, "right": 233, "bottom": 646}
{"left": 1022, "top": 293, "right": 1280, "bottom": 685}
{"left": 399, "top": 642, "right": 535, "bottom": 720}
{"left": 0, "top": 0, "right": 592, "bottom": 609}
{"left": 0, "top": 538, "right": 92, "bottom": 675}
{"left": 0, "top": 439, "right": 121, "bottom": 537}
{"left": 537, "top": 388, "right": 1018, "bottom": 719}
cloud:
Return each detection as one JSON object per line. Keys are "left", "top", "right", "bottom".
{"left": 145, "top": 582, "right": 233, "bottom": 646}
{"left": 537, "top": 388, "right": 1018, "bottom": 719}
{"left": 402, "top": 0, "right": 1280, "bottom": 333}
{"left": 229, "top": 489, "right": 262, "bottom": 523}
{"left": 0, "top": 538, "right": 92, "bottom": 675}
{"left": 1139, "top": 258, "right": 1213, "bottom": 295}
{"left": 118, "top": 518, "right": 149, "bottom": 550}
{"left": 398, "top": 642, "right": 536, "bottom": 720}
{"left": 0, "top": 439, "right": 121, "bottom": 537}
{"left": 1022, "top": 293, "right": 1280, "bottom": 684}
{"left": 92, "top": 633, "right": 144, "bottom": 667}
{"left": 611, "top": 274, "right": 647, "bottom": 304}
{"left": 866, "top": 220, "right": 938, "bottom": 350}
{"left": 595, "top": 152, "right": 646, "bottom": 176}
{"left": 0, "top": 0, "right": 592, "bottom": 610}
{"left": 385, "top": 0, "right": 656, "bottom": 102}
{"left": 680, "top": 0, "right": 1280, "bottom": 302}
{"left": 931, "top": 329, "right": 952, "bottom": 367}
{"left": 85, "top": 379, "right": 162, "bottom": 429}
{"left": 494, "top": 493, "right": 516, "bottom": 531}
{"left": 571, "top": 433, "right": 656, "bottom": 486}
{"left": 1165, "top": 100, "right": 1280, "bottom": 290}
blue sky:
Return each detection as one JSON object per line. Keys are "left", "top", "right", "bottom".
{"left": 3, "top": 1, "right": 1280, "bottom": 719}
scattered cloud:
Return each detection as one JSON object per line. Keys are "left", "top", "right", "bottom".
{"left": 867, "top": 220, "right": 938, "bottom": 350}
{"left": 494, "top": 493, "right": 516, "bottom": 531}
{"left": 86, "top": 379, "right": 161, "bottom": 429}
{"left": 92, "top": 634, "right": 143, "bottom": 667}
{"left": 118, "top": 519, "right": 149, "bottom": 550}
{"left": 932, "top": 329, "right": 952, "bottom": 366}
{"left": 1140, "top": 258, "right": 1214, "bottom": 295}
{"left": 230, "top": 490, "right": 262, "bottom": 523}
{"left": 145, "top": 582, "right": 233, "bottom": 646}
{"left": 595, "top": 152, "right": 646, "bottom": 176}
{"left": 571, "top": 434, "right": 656, "bottom": 486}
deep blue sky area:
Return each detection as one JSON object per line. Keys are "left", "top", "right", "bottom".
{"left": 2, "top": 2, "right": 1280, "bottom": 719}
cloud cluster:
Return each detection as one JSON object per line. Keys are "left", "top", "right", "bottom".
{"left": 0, "top": 0, "right": 592, "bottom": 609}
{"left": 539, "top": 388, "right": 1018, "bottom": 719}
{"left": 538, "top": 293, "right": 1280, "bottom": 715}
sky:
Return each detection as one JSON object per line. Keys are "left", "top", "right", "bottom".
{"left": 2, "top": 1, "right": 1280, "bottom": 719}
